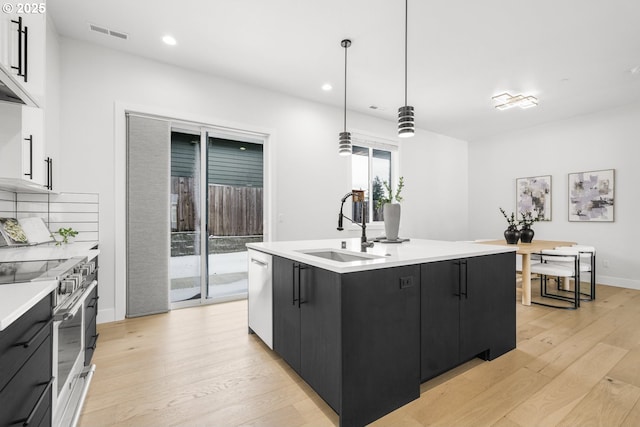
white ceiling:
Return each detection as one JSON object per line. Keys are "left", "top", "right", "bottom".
{"left": 48, "top": 0, "right": 640, "bottom": 141}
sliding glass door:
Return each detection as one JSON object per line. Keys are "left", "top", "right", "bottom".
{"left": 170, "top": 130, "right": 203, "bottom": 304}
{"left": 206, "top": 135, "right": 263, "bottom": 302}
{"left": 170, "top": 128, "right": 264, "bottom": 307}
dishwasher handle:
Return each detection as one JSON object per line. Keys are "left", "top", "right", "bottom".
{"left": 250, "top": 258, "right": 268, "bottom": 267}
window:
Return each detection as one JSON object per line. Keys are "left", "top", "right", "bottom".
{"left": 350, "top": 136, "right": 398, "bottom": 224}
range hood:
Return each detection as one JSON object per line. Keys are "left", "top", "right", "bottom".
{"left": 0, "top": 63, "right": 38, "bottom": 107}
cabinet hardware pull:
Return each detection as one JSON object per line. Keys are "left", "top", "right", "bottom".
{"left": 87, "top": 333, "right": 99, "bottom": 350}
{"left": 23, "top": 25, "right": 28, "bottom": 82}
{"left": 10, "top": 17, "right": 24, "bottom": 80}
{"left": 15, "top": 317, "right": 53, "bottom": 348}
{"left": 292, "top": 264, "right": 299, "bottom": 305}
{"left": 453, "top": 260, "right": 461, "bottom": 298}
{"left": 18, "top": 377, "right": 53, "bottom": 426}
{"left": 23, "top": 135, "right": 33, "bottom": 179}
{"left": 44, "top": 157, "right": 53, "bottom": 190}
{"left": 250, "top": 258, "right": 268, "bottom": 267}
{"left": 461, "top": 260, "right": 468, "bottom": 299}
{"left": 298, "top": 264, "right": 309, "bottom": 307}
{"left": 87, "top": 295, "right": 100, "bottom": 308}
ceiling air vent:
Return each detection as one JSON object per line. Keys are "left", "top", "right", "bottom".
{"left": 89, "top": 23, "right": 129, "bottom": 41}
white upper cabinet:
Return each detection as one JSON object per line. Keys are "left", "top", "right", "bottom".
{"left": 0, "top": 2, "right": 51, "bottom": 192}
{"left": 0, "top": 1, "right": 46, "bottom": 105}
{"left": 0, "top": 104, "right": 50, "bottom": 191}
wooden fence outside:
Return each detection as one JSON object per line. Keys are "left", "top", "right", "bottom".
{"left": 171, "top": 177, "right": 263, "bottom": 236}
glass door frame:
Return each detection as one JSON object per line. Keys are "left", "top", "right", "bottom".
{"left": 170, "top": 124, "right": 267, "bottom": 310}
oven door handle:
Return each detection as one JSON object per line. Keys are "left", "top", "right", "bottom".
{"left": 16, "top": 318, "right": 53, "bottom": 348}
{"left": 54, "top": 280, "right": 98, "bottom": 321}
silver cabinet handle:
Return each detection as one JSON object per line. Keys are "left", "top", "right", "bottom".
{"left": 250, "top": 258, "right": 268, "bottom": 267}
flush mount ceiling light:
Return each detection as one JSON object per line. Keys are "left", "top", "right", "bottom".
{"left": 492, "top": 92, "right": 538, "bottom": 110}
{"left": 398, "top": 0, "right": 415, "bottom": 138}
{"left": 338, "top": 39, "right": 352, "bottom": 156}
{"left": 162, "top": 35, "right": 177, "bottom": 46}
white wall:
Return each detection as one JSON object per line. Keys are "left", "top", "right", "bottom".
{"left": 468, "top": 103, "right": 640, "bottom": 289}
{"left": 56, "top": 38, "right": 469, "bottom": 322}
{"left": 401, "top": 132, "right": 468, "bottom": 240}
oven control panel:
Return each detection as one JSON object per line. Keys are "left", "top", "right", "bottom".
{"left": 58, "top": 260, "right": 96, "bottom": 296}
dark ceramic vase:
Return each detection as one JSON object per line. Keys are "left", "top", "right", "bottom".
{"left": 504, "top": 227, "right": 520, "bottom": 244}
{"left": 520, "top": 226, "right": 534, "bottom": 243}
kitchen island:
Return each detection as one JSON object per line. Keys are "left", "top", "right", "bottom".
{"left": 247, "top": 238, "right": 516, "bottom": 427}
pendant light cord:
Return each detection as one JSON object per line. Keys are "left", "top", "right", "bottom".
{"left": 404, "top": 0, "right": 408, "bottom": 107}
{"left": 344, "top": 42, "right": 348, "bottom": 132}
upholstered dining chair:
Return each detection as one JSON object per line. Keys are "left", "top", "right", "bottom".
{"left": 530, "top": 248, "right": 581, "bottom": 309}
{"left": 554, "top": 245, "right": 596, "bottom": 301}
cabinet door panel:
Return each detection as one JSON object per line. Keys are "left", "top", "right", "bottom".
{"left": 0, "top": 293, "right": 52, "bottom": 392}
{"left": 272, "top": 256, "right": 301, "bottom": 373}
{"left": 460, "top": 253, "right": 515, "bottom": 361}
{"left": 421, "top": 260, "right": 460, "bottom": 381}
{"left": 342, "top": 265, "right": 421, "bottom": 426}
{"left": 300, "top": 266, "right": 341, "bottom": 412}
{"left": 0, "top": 334, "right": 52, "bottom": 427}
{"left": 459, "top": 257, "right": 491, "bottom": 361}
{"left": 476, "top": 252, "right": 516, "bottom": 359}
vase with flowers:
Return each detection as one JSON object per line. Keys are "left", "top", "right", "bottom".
{"left": 376, "top": 177, "right": 404, "bottom": 241}
{"left": 499, "top": 207, "right": 520, "bottom": 244}
{"left": 518, "top": 211, "right": 539, "bottom": 243}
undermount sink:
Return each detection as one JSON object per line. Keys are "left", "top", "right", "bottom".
{"left": 298, "top": 249, "right": 382, "bottom": 262}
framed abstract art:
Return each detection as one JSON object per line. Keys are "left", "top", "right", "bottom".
{"left": 516, "top": 175, "right": 552, "bottom": 221}
{"left": 568, "top": 169, "right": 615, "bottom": 222}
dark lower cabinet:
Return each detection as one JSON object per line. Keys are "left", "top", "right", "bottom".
{"left": 341, "top": 265, "right": 420, "bottom": 427}
{"left": 273, "top": 257, "right": 341, "bottom": 411}
{"left": 84, "top": 286, "right": 99, "bottom": 366}
{"left": 273, "top": 256, "right": 420, "bottom": 427}
{"left": 421, "top": 252, "right": 515, "bottom": 381}
{"left": 0, "top": 292, "right": 53, "bottom": 427}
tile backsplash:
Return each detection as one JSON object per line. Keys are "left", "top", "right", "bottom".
{"left": 0, "top": 190, "right": 99, "bottom": 243}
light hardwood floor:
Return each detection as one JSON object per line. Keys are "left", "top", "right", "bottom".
{"left": 79, "top": 283, "right": 640, "bottom": 426}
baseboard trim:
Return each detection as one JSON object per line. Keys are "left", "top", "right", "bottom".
{"left": 97, "top": 308, "right": 116, "bottom": 324}
{"left": 597, "top": 275, "right": 640, "bottom": 290}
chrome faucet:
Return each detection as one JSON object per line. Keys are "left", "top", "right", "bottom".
{"left": 337, "top": 192, "right": 374, "bottom": 251}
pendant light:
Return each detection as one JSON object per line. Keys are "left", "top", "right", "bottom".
{"left": 398, "top": 0, "right": 415, "bottom": 138}
{"left": 338, "top": 39, "right": 352, "bottom": 156}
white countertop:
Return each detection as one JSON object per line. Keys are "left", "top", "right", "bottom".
{"left": 0, "top": 280, "right": 57, "bottom": 331}
{"left": 0, "top": 241, "right": 99, "bottom": 262}
{"left": 247, "top": 238, "right": 515, "bottom": 274}
{"left": 0, "top": 241, "right": 99, "bottom": 331}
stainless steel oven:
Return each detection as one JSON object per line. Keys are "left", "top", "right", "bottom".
{"left": 35, "top": 256, "right": 98, "bottom": 427}
{"left": 52, "top": 280, "right": 96, "bottom": 426}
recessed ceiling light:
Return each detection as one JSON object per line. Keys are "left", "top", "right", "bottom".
{"left": 162, "top": 35, "right": 177, "bottom": 46}
{"left": 239, "top": 147, "right": 247, "bottom": 151}
{"left": 322, "top": 83, "right": 333, "bottom": 91}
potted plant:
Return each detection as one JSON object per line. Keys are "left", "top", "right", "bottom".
{"left": 55, "top": 227, "right": 78, "bottom": 246}
{"left": 377, "top": 177, "right": 404, "bottom": 241}
{"left": 499, "top": 207, "right": 520, "bottom": 244}
{"left": 518, "top": 211, "right": 539, "bottom": 243}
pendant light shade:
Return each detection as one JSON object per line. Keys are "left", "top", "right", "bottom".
{"left": 398, "top": 0, "right": 415, "bottom": 138}
{"left": 339, "top": 39, "right": 352, "bottom": 156}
